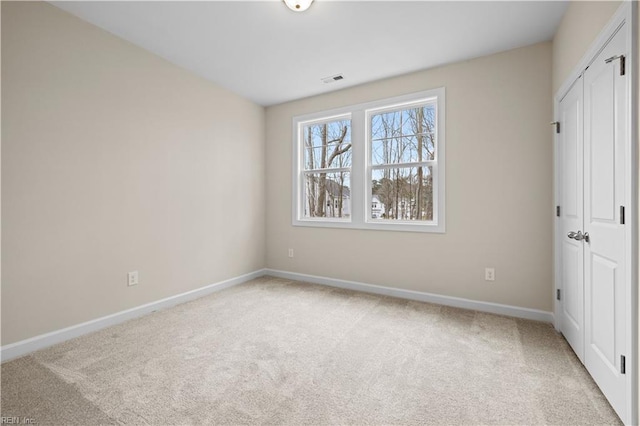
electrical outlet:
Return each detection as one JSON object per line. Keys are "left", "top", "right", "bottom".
{"left": 128, "top": 271, "right": 139, "bottom": 286}
{"left": 485, "top": 268, "right": 495, "bottom": 281}
{"left": 288, "top": 248, "right": 294, "bottom": 258}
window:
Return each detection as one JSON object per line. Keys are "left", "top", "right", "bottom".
{"left": 299, "top": 116, "right": 351, "bottom": 220}
{"left": 368, "top": 101, "right": 437, "bottom": 223}
{"left": 292, "top": 88, "right": 445, "bottom": 233}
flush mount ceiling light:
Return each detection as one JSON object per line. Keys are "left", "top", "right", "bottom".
{"left": 283, "top": 0, "right": 314, "bottom": 12}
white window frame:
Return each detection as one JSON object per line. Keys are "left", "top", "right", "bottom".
{"left": 292, "top": 111, "right": 354, "bottom": 226}
{"left": 292, "top": 88, "right": 445, "bottom": 233}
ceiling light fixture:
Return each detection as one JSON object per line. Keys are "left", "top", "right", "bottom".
{"left": 283, "top": 0, "right": 314, "bottom": 12}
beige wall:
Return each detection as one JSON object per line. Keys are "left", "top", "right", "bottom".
{"left": 552, "top": 1, "right": 622, "bottom": 94}
{"left": 266, "top": 42, "right": 554, "bottom": 312}
{"left": 1, "top": 2, "right": 266, "bottom": 345}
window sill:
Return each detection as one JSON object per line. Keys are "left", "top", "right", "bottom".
{"left": 292, "top": 218, "right": 445, "bottom": 233}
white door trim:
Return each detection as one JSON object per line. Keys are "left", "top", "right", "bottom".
{"left": 553, "top": 2, "right": 637, "bottom": 424}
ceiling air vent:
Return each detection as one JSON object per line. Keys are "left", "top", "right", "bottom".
{"left": 321, "top": 74, "right": 345, "bottom": 84}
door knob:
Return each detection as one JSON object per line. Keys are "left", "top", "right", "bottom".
{"left": 567, "top": 230, "right": 590, "bottom": 243}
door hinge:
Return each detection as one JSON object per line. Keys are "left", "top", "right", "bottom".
{"left": 620, "top": 206, "right": 625, "bottom": 225}
{"left": 550, "top": 121, "right": 560, "bottom": 134}
{"left": 605, "top": 54, "right": 626, "bottom": 76}
{"left": 556, "top": 206, "right": 561, "bottom": 217}
{"left": 556, "top": 289, "right": 561, "bottom": 301}
{"left": 621, "top": 355, "right": 626, "bottom": 374}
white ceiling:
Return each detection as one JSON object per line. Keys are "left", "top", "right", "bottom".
{"left": 52, "top": 1, "right": 568, "bottom": 106}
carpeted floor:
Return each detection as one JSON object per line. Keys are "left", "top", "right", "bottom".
{"left": 1, "top": 276, "right": 622, "bottom": 425}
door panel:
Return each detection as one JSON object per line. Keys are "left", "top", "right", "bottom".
{"left": 562, "top": 243, "right": 581, "bottom": 329}
{"left": 589, "top": 68, "right": 616, "bottom": 221}
{"left": 559, "top": 77, "right": 584, "bottom": 361}
{"left": 583, "top": 23, "right": 628, "bottom": 422}
{"left": 590, "top": 253, "right": 617, "bottom": 367}
{"left": 563, "top": 89, "right": 581, "bottom": 219}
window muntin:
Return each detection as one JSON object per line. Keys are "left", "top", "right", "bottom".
{"left": 300, "top": 117, "right": 351, "bottom": 220}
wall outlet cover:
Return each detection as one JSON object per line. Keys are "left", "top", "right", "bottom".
{"left": 128, "top": 271, "right": 139, "bottom": 286}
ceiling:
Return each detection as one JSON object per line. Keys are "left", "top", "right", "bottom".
{"left": 52, "top": 1, "right": 568, "bottom": 106}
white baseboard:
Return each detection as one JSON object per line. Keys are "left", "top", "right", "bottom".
{"left": 265, "top": 269, "right": 555, "bottom": 323}
{"left": 1, "top": 267, "right": 554, "bottom": 363}
{"left": 0, "top": 269, "right": 266, "bottom": 363}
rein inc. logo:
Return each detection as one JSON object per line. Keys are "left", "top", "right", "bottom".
{"left": 1, "top": 417, "right": 36, "bottom": 424}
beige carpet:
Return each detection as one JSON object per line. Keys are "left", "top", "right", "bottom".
{"left": 1, "top": 276, "right": 621, "bottom": 425}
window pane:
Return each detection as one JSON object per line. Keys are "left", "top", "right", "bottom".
{"left": 303, "top": 172, "right": 351, "bottom": 219}
{"left": 303, "top": 119, "right": 351, "bottom": 170}
{"left": 371, "top": 104, "right": 436, "bottom": 165}
{"left": 371, "top": 110, "right": 402, "bottom": 139}
{"left": 371, "top": 166, "right": 433, "bottom": 221}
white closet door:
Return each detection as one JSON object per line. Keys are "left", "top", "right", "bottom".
{"left": 558, "top": 77, "right": 584, "bottom": 362}
{"left": 583, "top": 23, "right": 628, "bottom": 422}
